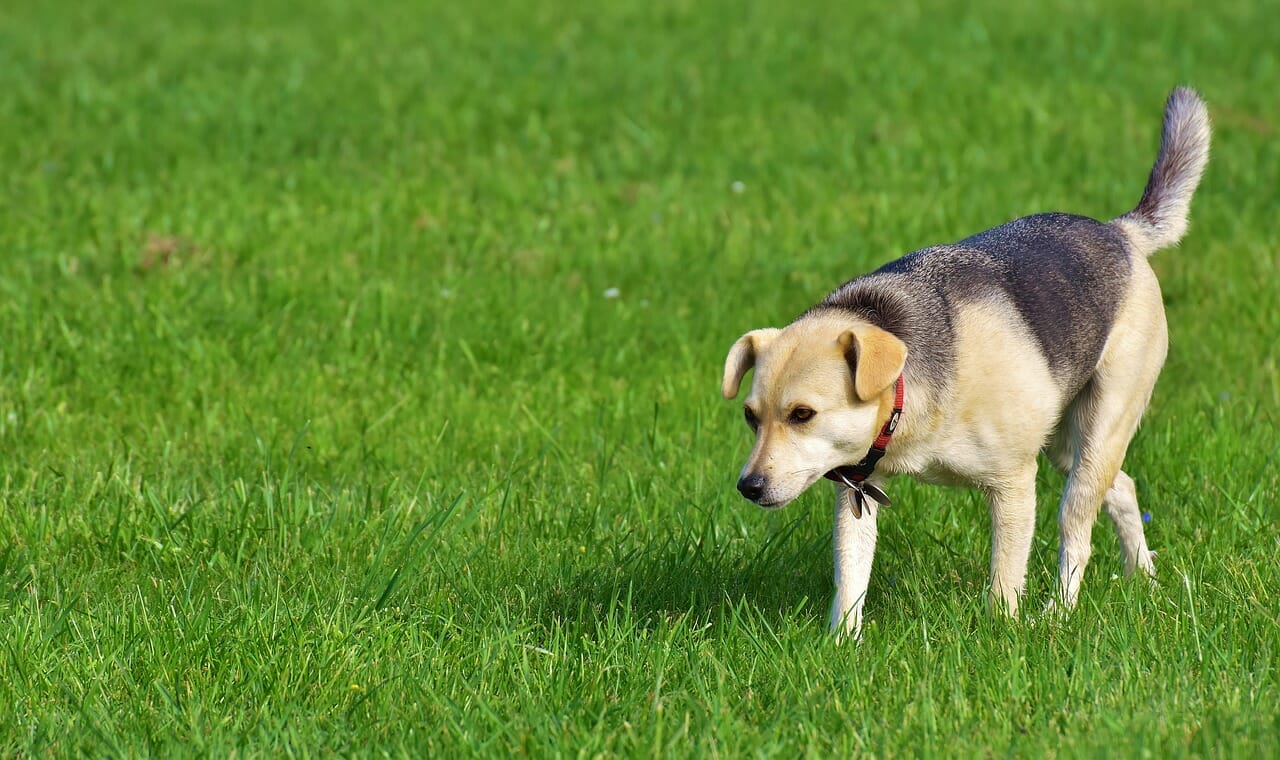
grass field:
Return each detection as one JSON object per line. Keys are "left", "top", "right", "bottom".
{"left": 1, "top": 0, "right": 1278, "bottom": 755}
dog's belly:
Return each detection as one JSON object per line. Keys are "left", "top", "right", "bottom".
{"left": 910, "top": 461, "right": 981, "bottom": 488}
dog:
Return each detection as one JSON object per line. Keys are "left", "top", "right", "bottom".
{"left": 721, "top": 88, "right": 1210, "bottom": 640}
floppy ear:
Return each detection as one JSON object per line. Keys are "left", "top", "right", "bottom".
{"left": 721, "top": 328, "right": 780, "bottom": 399}
{"left": 838, "top": 325, "right": 908, "bottom": 401}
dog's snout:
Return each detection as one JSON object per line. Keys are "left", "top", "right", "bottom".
{"left": 737, "top": 473, "right": 767, "bottom": 501}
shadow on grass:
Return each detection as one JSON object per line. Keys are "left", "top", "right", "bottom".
{"left": 535, "top": 512, "right": 837, "bottom": 635}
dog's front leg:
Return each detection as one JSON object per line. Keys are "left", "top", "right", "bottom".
{"left": 985, "top": 464, "right": 1039, "bottom": 617}
{"left": 830, "top": 483, "right": 879, "bottom": 642}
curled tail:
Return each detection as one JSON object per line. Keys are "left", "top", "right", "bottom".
{"left": 1115, "top": 87, "right": 1211, "bottom": 255}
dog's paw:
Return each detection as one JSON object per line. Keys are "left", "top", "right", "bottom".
{"left": 986, "top": 588, "right": 1023, "bottom": 619}
{"left": 830, "top": 617, "right": 864, "bottom": 644}
{"left": 829, "top": 609, "right": 864, "bottom": 644}
{"left": 1040, "top": 594, "right": 1076, "bottom": 621}
{"left": 832, "top": 626, "right": 862, "bottom": 645}
{"left": 1138, "top": 550, "right": 1158, "bottom": 580}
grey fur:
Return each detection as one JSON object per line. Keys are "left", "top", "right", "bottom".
{"left": 813, "top": 213, "right": 1130, "bottom": 406}
{"left": 805, "top": 88, "right": 1211, "bottom": 407}
{"left": 1117, "top": 87, "right": 1211, "bottom": 254}
{"left": 953, "top": 213, "right": 1130, "bottom": 393}
{"left": 808, "top": 271, "right": 956, "bottom": 422}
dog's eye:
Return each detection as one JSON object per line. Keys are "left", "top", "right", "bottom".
{"left": 743, "top": 406, "right": 759, "bottom": 430}
{"left": 788, "top": 407, "right": 816, "bottom": 424}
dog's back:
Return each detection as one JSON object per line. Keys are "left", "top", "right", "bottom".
{"left": 952, "top": 213, "right": 1130, "bottom": 394}
{"left": 816, "top": 88, "right": 1211, "bottom": 402}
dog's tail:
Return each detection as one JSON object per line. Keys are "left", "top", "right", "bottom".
{"left": 1114, "top": 87, "right": 1211, "bottom": 256}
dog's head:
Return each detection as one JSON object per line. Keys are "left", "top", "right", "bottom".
{"left": 721, "top": 314, "right": 907, "bottom": 508}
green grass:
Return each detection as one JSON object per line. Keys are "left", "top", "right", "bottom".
{"left": 1, "top": 0, "right": 1278, "bottom": 754}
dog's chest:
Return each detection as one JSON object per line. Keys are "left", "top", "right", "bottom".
{"left": 879, "top": 442, "right": 983, "bottom": 489}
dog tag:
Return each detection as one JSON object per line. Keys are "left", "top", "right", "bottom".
{"left": 836, "top": 480, "right": 891, "bottom": 519}
{"left": 860, "top": 482, "right": 892, "bottom": 507}
{"left": 842, "top": 486, "right": 865, "bottom": 519}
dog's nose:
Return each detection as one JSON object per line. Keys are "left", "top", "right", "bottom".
{"left": 737, "top": 474, "right": 766, "bottom": 501}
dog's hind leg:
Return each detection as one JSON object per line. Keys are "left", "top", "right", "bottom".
{"left": 1101, "top": 470, "right": 1157, "bottom": 577}
{"left": 1046, "top": 438, "right": 1157, "bottom": 579}
{"left": 1052, "top": 261, "right": 1166, "bottom": 609}
{"left": 1055, "top": 402, "right": 1136, "bottom": 609}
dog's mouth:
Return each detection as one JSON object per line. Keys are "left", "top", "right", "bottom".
{"left": 742, "top": 464, "right": 870, "bottom": 510}
{"left": 823, "top": 465, "right": 861, "bottom": 485}
{"left": 755, "top": 468, "right": 848, "bottom": 509}
{"left": 754, "top": 499, "right": 789, "bottom": 510}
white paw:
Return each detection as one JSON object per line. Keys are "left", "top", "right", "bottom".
{"left": 829, "top": 608, "right": 864, "bottom": 643}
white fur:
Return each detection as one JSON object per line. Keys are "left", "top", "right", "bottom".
{"left": 831, "top": 485, "right": 878, "bottom": 641}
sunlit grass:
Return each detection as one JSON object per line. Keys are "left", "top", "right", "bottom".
{"left": 1, "top": 0, "right": 1277, "bottom": 754}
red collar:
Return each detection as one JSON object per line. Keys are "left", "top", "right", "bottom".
{"left": 823, "top": 375, "right": 904, "bottom": 508}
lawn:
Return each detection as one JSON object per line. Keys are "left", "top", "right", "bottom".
{"left": 1, "top": 0, "right": 1277, "bottom": 755}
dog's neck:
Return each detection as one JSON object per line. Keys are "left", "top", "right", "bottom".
{"left": 827, "top": 375, "right": 905, "bottom": 486}
{"left": 869, "top": 367, "right": 925, "bottom": 477}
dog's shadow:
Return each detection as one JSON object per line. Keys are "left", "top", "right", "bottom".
{"left": 535, "top": 512, "right": 837, "bottom": 636}
{"left": 530, "top": 497, "right": 996, "bottom": 639}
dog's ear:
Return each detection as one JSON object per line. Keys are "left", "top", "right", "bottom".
{"left": 722, "top": 328, "right": 780, "bottom": 399}
{"left": 838, "top": 326, "right": 908, "bottom": 401}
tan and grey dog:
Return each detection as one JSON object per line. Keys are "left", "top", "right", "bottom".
{"left": 722, "top": 88, "right": 1210, "bottom": 640}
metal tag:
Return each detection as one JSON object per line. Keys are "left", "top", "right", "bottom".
{"left": 841, "top": 486, "right": 865, "bottom": 519}
{"left": 860, "top": 482, "right": 891, "bottom": 507}
{"left": 835, "top": 475, "right": 891, "bottom": 519}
